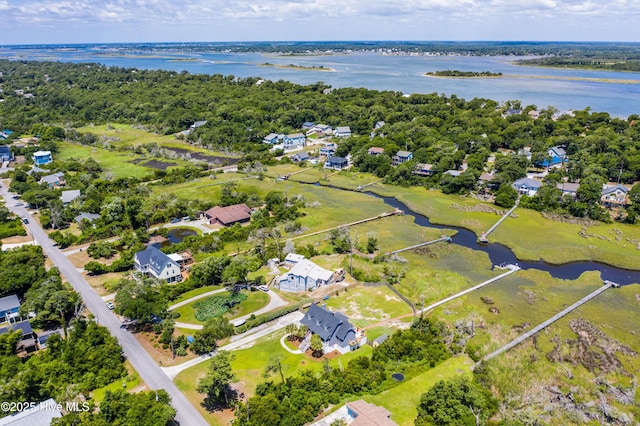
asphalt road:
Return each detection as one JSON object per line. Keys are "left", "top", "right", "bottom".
{"left": 0, "top": 186, "right": 209, "bottom": 426}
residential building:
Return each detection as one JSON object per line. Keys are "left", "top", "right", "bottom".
{"left": 278, "top": 259, "right": 335, "bottom": 292}
{"left": 444, "top": 170, "right": 461, "bottom": 177}
{"left": 556, "top": 182, "right": 580, "bottom": 198}
{"left": 284, "top": 252, "right": 305, "bottom": 268}
{"left": 319, "top": 143, "right": 337, "bottom": 157}
{"left": 536, "top": 146, "right": 567, "bottom": 168}
{"left": 306, "top": 124, "right": 332, "bottom": 137}
{"left": 413, "top": 163, "right": 434, "bottom": 176}
{"left": 347, "top": 400, "right": 398, "bottom": 426}
{"left": 167, "top": 251, "right": 193, "bottom": 271}
{"left": 333, "top": 126, "right": 351, "bottom": 138}
{"left": 368, "top": 147, "right": 385, "bottom": 156}
{"left": 301, "top": 121, "right": 315, "bottom": 130}
{"left": 324, "top": 156, "right": 349, "bottom": 170}
{"left": 299, "top": 303, "right": 366, "bottom": 354}
{"left": 40, "top": 172, "right": 65, "bottom": 188}
{"left": 291, "top": 151, "right": 310, "bottom": 162}
{"left": 0, "top": 320, "right": 38, "bottom": 353}
{"left": 32, "top": 150, "right": 52, "bottom": 165}
{"left": 0, "top": 145, "right": 12, "bottom": 162}
{"left": 0, "top": 129, "right": 13, "bottom": 140}
{"left": 74, "top": 212, "right": 101, "bottom": 225}
{"left": 61, "top": 189, "right": 81, "bottom": 204}
{"left": 284, "top": 133, "right": 306, "bottom": 149}
{"left": 262, "top": 133, "right": 280, "bottom": 145}
{"left": 601, "top": 184, "right": 629, "bottom": 208}
{"left": 392, "top": 150, "right": 413, "bottom": 166}
{"left": 0, "top": 294, "right": 20, "bottom": 321}
{"left": 204, "top": 203, "right": 252, "bottom": 226}
{"left": 134, "top": 245, "right": 182, "bottom": 283}
{"left": 512, "top": 177, "right": 542, "bottom": 196}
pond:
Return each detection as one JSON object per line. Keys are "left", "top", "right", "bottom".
{"left": 153, "top": 228, "right": 198, "bottom": 248}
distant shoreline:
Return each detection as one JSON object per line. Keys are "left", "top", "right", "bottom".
{"left": 259, "top": 63, "right": 335, "bottom": 72}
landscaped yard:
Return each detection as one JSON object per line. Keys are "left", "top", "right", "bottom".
{"left": 171, "top": 290, "right": 269, "bottom": 325}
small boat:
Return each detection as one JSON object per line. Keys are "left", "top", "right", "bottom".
{"left": 478, "top": 232, "right": 489, "bottom": 244}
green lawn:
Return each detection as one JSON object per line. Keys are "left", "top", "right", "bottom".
{"left": 172, "top": 290, "right": 269, "bottom": 325}
{"left": 365, "top": 356, "right": 474, "bottom": 426}
{"left": 90, "top": 361, "right": 142, "bottom": 403}
{"left": 171, "top": 285, "right": 223, "bottom": 305}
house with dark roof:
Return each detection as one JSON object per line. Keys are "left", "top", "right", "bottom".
{"left": 0, "top": 145, "right": 12, "bottom": 162}
{"left": 392, "top": 150, "right": 413, "bottom": 166}
{"left": 0, "top": 294, "right": 20, "bottom": 321}
{"left": 512, "top": 177, "right": 542, "bottom": 196}
{"left": 278, "top": 259, "right": 335, "bottom": 292}
{"left": 301, "top": 121, "right": 315, "bottom": 130}
{"left": 299, "top": 304, "right": 366, "bottom": 354}
{"left": 61, "top": 189, "right": 81, "bottom": 204}
{"left": 324, "top": 156, "right": 348, "bottom": 170}
{"left": 204, "top": 203, "right": 252, "bottom": 226}
{"left": 134, "top": 245, "right": 182, "bottom": 283}
{"left": 291, "top": 151, "right": 310, "bottom": 162}
{"left": 601, "top": 184, "right": 629, "bottom": 208}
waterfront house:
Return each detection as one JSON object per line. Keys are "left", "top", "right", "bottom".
{"left": 204, "top": 203, "right": 252, "bottom": 226}
{"left": 368, "top": 147, "right": 384, "bottom": 156}
{"left": 413, "top": 163, "right": 434, "bottom": 176}
{"left": 325, "top": 156, "right": 349, "bottom": 170}
{"left": 556, "top": 182, "right": 580, "bottom": 198}
{"left": 134, "top": 245, "right": 182, "bottom": 283}
{"left": 299, "top": 303, "right": 366, "bottom": 354}
{"left": 284, "top": 133, "right": 306, "bottom": 149}
{"left": 291, "top": 151, "right": 310, "bottom": 162}
{"left": 601, "top": 184, "right": 629, "bottom": 208}
{"left": 512, "top": 177, "right": 542, "bottom": 196}
{"left": 392, "top": 150, "right": 413, "bottom": 166}
{"left": 278, "top": 259, "right": 335, "bottom": 292}
{"left": 32, "top": 150, "right": 52, "bottom": 165}
{"left": 333, "top": 126, "right": 352, "bottom": 138}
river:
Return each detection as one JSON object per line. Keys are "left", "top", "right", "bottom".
{"left": 1, "top": 45, "right": 639, "bottom": 117}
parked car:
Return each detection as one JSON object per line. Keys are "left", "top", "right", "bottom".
{"left": 170, "top": 218, "right": 180, "bottom": 224}
{"left": 15, "top": 202, "right": 23, "bottom": 207}
{"left": 258, "top": 285, "right": 269, "bottom": 292}
{"left": 105, "top": 301, "right": 115, "bottom": 310}
{"left": 21, "top": 218, "right": 29, "bottom": 224}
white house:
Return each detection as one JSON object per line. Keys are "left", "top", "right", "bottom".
{"left": 284, "top": 133, "right": 306, "bottom": 149}
{"left": 32, "top": 150, "right": 52, "bottom": 165}
{"left": 278, "top": 259, "right": 334, "bottom": 292}
{"left": 134, "top": 245, "right": 182, "bottom": 283}
{"left": 512, "top": 177, "right": 542, "bottom": 196}
{"left": 333, "top": 126, "right": 351, "bottom": 138}
{"left": 601, "top": 184, "right": 629, "bottom": 208}
{"left": 263, "top": 133, "right": 281, "bottom": 145}
{"left": 284, "top": 253, "right": 306, "bottom": 268}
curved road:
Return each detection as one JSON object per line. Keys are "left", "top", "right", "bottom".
{"left": 0, "top": 188, "right": 208, "bottom": 426}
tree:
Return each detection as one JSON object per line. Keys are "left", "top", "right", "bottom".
{"left": 415, "top": 376, "right": 498, "bottom": 426}
{"left": 494, "top": 184, "right": 518, "bottom": 208}
{"left": 197, "top": 351, "right": 236, "bottom": 408}
{"left": 263, "top": 353, "right": 285, "bottom": 383}
{"left": 114, "top": 277, "right": 167, "bottom": 323}
{"left": 310, "top": 333, "right": 324, "bottom": 358}
{"left": 190, "top": 316, "right": 234, "bottom": 355}
{"left": 188, "top": 256, "right": 230, "bottom": 287}
{"left": 366, "top": 233, "right": 379, "bottom": 254}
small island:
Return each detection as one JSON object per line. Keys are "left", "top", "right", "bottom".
{"left": 425, "top": 70, "right": 503, "bottom": 78}
{"left": 260, "top": 62, "right": 334, "bottom": 71}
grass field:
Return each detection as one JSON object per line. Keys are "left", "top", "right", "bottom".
{"left": 172, "top": 291, "right": 269, "bottom": 324}
{"left": 365, "top": 355, "right": 474, "bottom": 426}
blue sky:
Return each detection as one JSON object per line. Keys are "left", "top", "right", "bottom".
{"left": 0, "top": 0, "right": 638, "bottom": 45}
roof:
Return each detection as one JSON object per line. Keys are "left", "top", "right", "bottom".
{"left": 348, "top": 400, "right": 397, "bottom": 426}
{"left": 61, "top": 189, "right": 81, "bottom": 203}
{"left": 549, "top": 146, "right": 566, "bottom": 157}
{"left": 264, "top": 133, "right": 279, "bottom": 140}
{"left": 75, "top": 212, "right": 101, "bottom": 223}
{"left": 135, "top": 245, "right": 177, "bottom": 276}
{"left": 479, "top": 173, "right": 495, "bottom": 181}
{"left": 40, "top": 173, "right": 64, "bottom": 184}
{"left": 292, "top": 152, "right": 310, "bottom": 160}
{"left": 0, "top": 295, "right": 20, "bottom": 312}
{"left": 368, "top": 147, "right": 384, "bottom": 154}
{"left": 168, "top": 253, "right": 184, "bottom": 263}
{"left": 0, "top": 320, "right": 33, "bottom": 336}
{"left": 204, "top": 203, "right": 252, "bottom": 225}
{"left": 288, "top": 259, "right": 333, "bottom": 282}
{"left": 191, "top": 120, "right": 207, "bottom": 128}
{"left": 444, "top": 170, "right": 461, "bottom": 177}
{"left": 286, "top": 133, "right": 305, "bottom": 139}
{"left": 0, "top": 145, "right": 11, "bottom": 154}
{"left": 513, "top": 177, "right": 542, "bottom": 189}
{"left": 284, "top": 253, "right": 306, "bottom": 263}
{"left": 557, "top": 182, "right": 580, "bottom": 193}
{"left": 32, "top": 150, "right": 51, "bottom": 157}
{"left": 395, "top": 150, "right": 412, "bottom": 158}
{"left": 326, "top": 156, "right": 347, "bottom": 164}
{"left": 0, "top": 398, "right": 62, "bottom": 426}
{"left": 602, "top": 184, "right": 628, "bottom": 195}
{"left": 335, "top": 126, "right": 351, "bottom": 132}
{"left": 300, "top": 303, "right": 350, "bottom": 342}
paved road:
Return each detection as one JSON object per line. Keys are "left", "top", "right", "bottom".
{"left": 0, "top": 188, "right": 209, "bottom": 426}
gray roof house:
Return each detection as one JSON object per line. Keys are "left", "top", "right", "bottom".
{"left": 291, "top": 151, "right": 310, "bottom": 162}
{"left": 601, "top": 184, "right": 629, "bottom": 207}
{"left": 512, "top": 177, "right": 542, "bottom": 196}
{"left": 0, "top": 294, "right": 20, "bottom": 321}
{"left": 134, "top": 245, "right": 182, "bottom": 283}
{"left": 278, "top": 259, "right": 334, "bottom": 292}
{"left": 40, "top": 172, "right": 65, "bottom": 188}
{"left": 0, "top": 398, "right": 62, "bottom": 425}
{"left": 300, "top": 304, "right": 366, "bottom": 354}
{"left": 61, "top": 189, "right": 81, "bottom": 204}
{"left": 74, "top": 212, "right": 101, "bottom": 225}
{"left": 324, "top": 156, "right": 348, "bottom": 170}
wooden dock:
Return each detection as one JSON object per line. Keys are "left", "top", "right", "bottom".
{"left": 481, "top": 197, "right": 520, "bottom": 241}
{"left": 481, "top": 280, "right": 617, "bottom": 362}
{"left": 386, "top": 236, "right": 451, "bottom": 255}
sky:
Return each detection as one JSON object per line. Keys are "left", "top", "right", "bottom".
{"left": 0, "top": 0, "right": 639, "bottom": 45}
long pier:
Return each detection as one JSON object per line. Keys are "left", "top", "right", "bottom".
{"left": 420, "top": 264, "right": 520, "bottom": 314}
{"left": 482, "top": 280, "right": 617, "bottom": 362}
{"left": 386, "top": 236, "right": 451, "bottom": 255}
{"left": 481, "top": 197, "right": 520, "bottom": 240}
{"left": 356, "top": 178, "right": 385, "bottom": 191}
